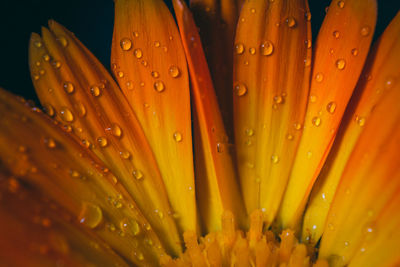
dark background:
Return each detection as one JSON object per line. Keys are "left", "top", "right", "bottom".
{"left": 0, "top": 0, "right": 399, "bottom": 103}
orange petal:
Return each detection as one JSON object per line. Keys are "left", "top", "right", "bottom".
{"left": 0, "top": 172, "right": 129, "bottom": 267}
{"left": 0, "top": 88, "right": 165, "bottom": 265}
{"left": 173, "top": 0, "right": 246, "bottom": 232}
{"left": 302, "top": 11, "right": 400, "bottom": 244}
{"left": 233, "top": 0, "right": 311, "bottom": 225}
{"left": 190, "top": 0, "right": 239, "bottom": 137}
{"left": 317, "top": 61, "right": 400, "bottom": 264}
{"left": 111, "top": 0, "right": 197, "bottom": 235}
{"left": 29, "top": 21, "right": 182, "bottom": 255}
{"left": 278, "top": 0, "right": 377, "bottom": 230}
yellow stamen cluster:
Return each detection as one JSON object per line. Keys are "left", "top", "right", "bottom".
{"left": 160, "top": 211, "right": 328, "bottom": 267}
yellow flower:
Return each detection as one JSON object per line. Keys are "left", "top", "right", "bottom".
{"left": 0, "top": 0, "right": 399, "bottom": 266}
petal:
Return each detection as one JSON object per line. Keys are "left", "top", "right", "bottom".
{"left": 0, "top": 172, "right": 129, "bottom": 267}
{"left": 278, "top": 0, "right": 377, "bottom": 230}
{"left": 302, "top": 11, "right": 400, "bottom": 244}
{"left": 0, "top": 88, "right": 166, "bottom": 265}
{"left": 233, "top": 0, "right": 311, "bottom": 225}
{"left": 317, "top": 58, "right": 400, "bottom": 264}
{"left": 29, "top": 21, "right": 182, "bottom": 255}
{"left": 111, "top": 0, "right": 197, "bottom": 235}
{"left": 190, "top": 0, "right": 239, "bottom": 137}
{"left": 173, "top": 0, "right": 246, "bottom": 232}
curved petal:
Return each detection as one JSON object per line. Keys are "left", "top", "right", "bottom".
{"left": 302, "top": 11, "right": 400, "bottom": 244}
{"left": 111, "top": 0, "right": 197, "bottom": 235}
{"left": 278, "top": 0, "right": 377, "bottom": 230}
{"left": 0, "top": 88, "right": 165, "bottom": 265}
{"left": 173, "top": 0, "right": 247, "bottom": 233}
{"left": 233, "top": 0, "right": 311, "bottom": 225}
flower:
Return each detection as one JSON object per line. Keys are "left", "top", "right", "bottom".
{"left": 0, "top": 0, "right": 399, "bottom": 266}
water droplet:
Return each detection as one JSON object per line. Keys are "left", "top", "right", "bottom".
{"left": 305, "top": 12, "right": 311, "bottom": 21}
{"left": 133, "top": 170, "right": 143, "bottom": 180}
{"left": 286, "top": 17, "right": 297, "bottom": 28}
{"left": 384, "top": 77, "right": 395, "bottom": 89}
{"left": 351, "top": 48, "right": 359, "bottom": 56}
{"left": 82, "top": 139, "right": 92, "bottom": 149}
{"left": 120, "top": 38, "right": 132, "bottom": 51}
{"left": 274, "top": 95, "right": 284, "bottom": 104}
{"left": 90, "top": 85, "right": 101, "bottom": 97}
{"left": 51, "top": 60, "right": 61, "bottom": 69}
{"left": 75, "top": 102, "right": 86, "bottom": 117}
{"left": 315, "top": 72, "right": 324, "bottom": 82}
{"left": 33, "top": 74, "right": 40, "bottom": 80}
{"left": 97, "top": 136, "right": 108, "bottom": 147}
{"left": 260, "top": 41, "right": 274, "bottom": 56}
{"left": 336, "top": 59, "right": 346, "bottom": 70}
{"left": 294, "top": 123, "right": 302, "bottom": 130}
{"left": 245, "top": 128, "right": 254, "bottom": 136}
{"left": 59, "top": 107, "right": 74, "bottom": 122}
{"left": 173, "top": 131, "right": 182, "bottom": 142}
{"left": 216, "top": 142, "right": 225, "bottom": 153}
{"left": 69, "top": 169, "right": 81, "bottom": 179}
{"left": 249, "top": 47, "right": 256, "bottom": 55}
{"left": 333, "top": 30, "right": 340, "bottom": 39}
{"left": 120, "top": 150, "right": 131, "bottom": 159}
{"left": 118, "top": 71, "right": 124, "bottom": 78}
{"left": 133, "top": 31, "right": 139, "bottom": 37}
{"left": 360, "top": 26, "right": 371, "bottom": 36}
{"left": 235, "top": 43, "right": 244, "bottom": 54}
{"left": 250, "top": 8, "right": 256, "bottom": 13}
{"left": 44, "top": 137, "right": 56, "bottom": 149}
{"left": 43, "top": 54, "right": 50, "bottom": 61}
{"left": 43, "top": 103, "right": 55, "bottom": 117}
{"left": 307, "top": 151, "right": 313, "bottom": 159}
{"left": 312, "top": 116, "right": 321, "bottom": 126}
{"left": 34, "top": 40, "right": 43, "bottom": 48}
{"left": 310, "top": 95, "right": 317, "bottom": 103}
{"left": 120, "top": 218, "right": 141, "bottom": 236}
{"left": 344, "top": 241, "right": 349, "bottom": 247}
{"left": 168, "top": 65, "right": 180, "bottom": 78}
{"left": 356, "top": 116, "right": 366, "bottom": 126}
{"left": 327, "top": 101, "right": 337, "bottom": 113}
{"left": 154, "top": 81, "right": 165, "bottom": 92}
{"left": 134, "top": 48, "right": 143, "bottom": 59}
{"left": 63, "top": 82, "right": 75, "bottom": 94}
{"left": 234, "top": 82, "right": 247, "bottom": 96}
{"left": 328, "top": 223, "right": 334, "bottom": 230}
{"left": 271, "top": 155, "right": 279, "bottom": 164}
{"left": 337, "top": 0, "right": 345, "bottom": 8}
{"left": 286, "top": 134, "right": 294, "bottom": 140}
{"left": 154, "top": 41, "right": 161, "bottom": 47}
{"left": 151, "top": 71, "right": 160, "bottom": 78}
{"left": 78, "top": 202, "right": 102, "bottom": 228}
{"left": 57, "top": 36, "right": 68, "bottom": 47}
{"left": 306, "top": 39, "right": 312, "bottom": 49}
{"left": 111, "top": 123, "right": 122, "bottom": 138}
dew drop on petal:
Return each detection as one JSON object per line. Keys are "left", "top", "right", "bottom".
{"left": 154, "top": 41, "right": 161, "bottom": 47}
{"left": 245, "top": 128, "right": 254, "bottom": 136}
{"left": 43, "top": 54, "right": 50, "bottom": 61}
{"left": 133, "top": 170, "right": 143, "bottom": 180}
{"left": 118, "top": 71, "right": 124, "bottom": 78}
{"left": 120, "top": 38, "right": 132, "bottom": 51}
{"left": 44, "top": 137, "right": 56, "bottom": 149}
{"left": 312, "top": 116, "right": 321, "bottom": 126}
{"left": 310, "top": 95, "right": 317, "bottom": 103}
{"left": 360, "top": 26, "right": 371, "bottom": 36}
{"left": 336, "top": 59, "right": 346, "bottom": 70}
{"left": 351, "top": 48, "right": 359, "bottom": 56}
{"left": 286, "top": 17, "right": 297, "bottom": 28}
{"left": 34, "top": 41, "right": 43, "bottom": 48}
{"left": 75, "top": 102, "right": 86, "bottom": 117}
{"left": 337, "top": 0, "right": 345, "bottom": 8}
{"left": 154, "top": 81, "right": 165, "bottom": 92}
{"left": 90, "top": 85, "right": 101, "bottom": 97}
{"left": 356, "top": 116, "right": 366, "bottom": 126}
{"left": 97, "top": 136, "right": 108, "bottom": 147}
{"left": 63, "top": 82, "right": 75, "bottom": 94}
{"left": 151, "top": 71, "right": 160, "bottom": 78}
{"left": 327, "top": 101, "right": 337, "bottom": 114}
{"left": 78, "top": 202, "right": 103, "bottom": 229}
{"left": 134, "top": 48, "right": 143, "bottom": 59}
{"left": 111, "top": 123, "right": 122, "bottom": 138}
{"left": 235, "top": 43, "right": 245, "bottom": 55}
{"left": 120, "top": 150, "right": 131, "bottom": 159}
{"left": 234, "top": 82, "right": 247, "bottom": 96}
{"left": 249, "top": 47, "right": 256, "bottom": 55}
{"left": 271, "top": 155, "right": 279, "bottom": 164}
{"left": 169, "top": 65, "right": 180, "bottom": 78}
{"left": 43, "top": 103, "right": 55, "bottom": 117}
{"left": 59, "top": 107, "right": 74, "bottom": 122}
{"left": 57, "top": 36, "right": 68, "bottom": 47}
{"left": 260, "top": 41, "right": 274, "bottom": 56}
{"left": 333, "top": 31, "right": 340, "bottom": 39}
{"left": 173, "top": 131, "right": 182, "bottom": 142}
{"left": 120, "top": 218, "right": 141, "bottom": 236}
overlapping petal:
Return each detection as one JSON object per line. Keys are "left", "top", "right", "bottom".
{"left": 111, "top": 0, "right": 197, "bottom": 236}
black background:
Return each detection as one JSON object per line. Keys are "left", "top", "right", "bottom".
{"left": 0, "top": 0, "right": 398, "bottom": 103}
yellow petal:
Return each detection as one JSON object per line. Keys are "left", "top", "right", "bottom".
{"left": 173, "top": 0, "right": 246, "bottom": 232}
{"left": 302, "top": 11, "right": 400, "bottom": 244}
{"left": 317, "top": 65, "right": 400, "bottom": 265}
{"left": 233, "top": 0, "right": 311, "bottom": 225}
{"left": 29, "top": 21, "right": 182, "bottom": 255}
{"left": 0, "top": 88, "right": 165, "bottom": 265}
{"left": 111, "top": 0, "right": 197, "bottom": 235}
{"left": 278, "top": 0, "right": 377, "bottom": 230}
{"left": 0, "top": 172, "right": 129, "bottom": 267}
{"left": 190, "top": 0, "right": 239, "bottom": 137}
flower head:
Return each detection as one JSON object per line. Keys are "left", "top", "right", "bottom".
{"left": 0, "top": 0, "right": 399, "bottom": 266}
